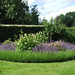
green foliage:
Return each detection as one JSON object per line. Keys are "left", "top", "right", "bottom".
{"left": 54, "top": 18, "right": 65, "bottom": 33}
{"left": 16, "top": 31, "right": 48, "bottom": 51}
{"left": 56, "top": 11, "right": 75, "bottom": 27}
{"left": 16, "top": 33, "right": 38, "bottom": 51}
{"left": 2, "top": 39, "right": 12, "bottom": 45}
{"left": 30, "top": 5, "right": 40, "bottom": 25}
{"left": 0, "top": 25, "right": 75, "bottom": 44}
{"left": 43, "top": 17, "right": 54, "bottom": 42}
{"left": 0, "top": 25, "right": 44, "bottom": 42}
{"left": 43, "top": 17, "right": 65, "bottom": 43}
{"left": 0, "top": 0, "right": 40, "bottom": 24}
{"left": 0, "top": 50, "right": 75, "bottom": 63}
{"left": 65, "top": 12, "right": 75, "bottom": 27}
{"left": 35, "top": 31, "right": 48, "bottom": 43}
{"left": 63, "top": 28, "right": 75, "bottom": 44}
{"left": 0, "top": 0, "right": 29, "bottom": 24}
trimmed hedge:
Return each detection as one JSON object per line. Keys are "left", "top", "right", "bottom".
{"left": 0, "top": 25, "right": 44, "bottom": 42}
{"left": 0, "top": 24, "right": 75, "bottom": 44}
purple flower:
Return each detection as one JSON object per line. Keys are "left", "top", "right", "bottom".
{"left": 32, "top": 41, "right": 75, "bottom": 53}
{"left": 0, "top": 43, "right": 17, "bottom": 51}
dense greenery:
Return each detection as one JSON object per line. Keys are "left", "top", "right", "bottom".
{"left": 0, "top": 0, "right": 39, "bottom": 24}
{"left": 0, "top": 25, "right": 44, "bottom": 42}
{"left": 0, "top": 50, "right": 75, "bottom": 63}
{"left": 43, "top": 17, "right": 65, "bottom": 43}
{"left": 16, "top": 31, "right": 47, "bottom": 51}
{"left": 0, "top": 25, "right": 75, "bottom": 43}
{"left": 63, "top": 28, "right": 75, "bottom": 44}
{"left": 52, "top": 27, "right": 75, "bottom": 44}
{"left": 0, "top": 0, "right": 75, "bottom": 26}
{"left": 0, "top": 1, "right": 75, "bottom": 75}
{"left": 55, "top": 12, "right": 75, "bottom": 27}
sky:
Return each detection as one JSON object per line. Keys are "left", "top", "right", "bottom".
{"left": 25, "top": 0, "right": 75, "bottom": 21}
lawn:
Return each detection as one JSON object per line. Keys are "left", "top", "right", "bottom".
{"left": 0, "top": 60, "right": 75, "bottom": 75}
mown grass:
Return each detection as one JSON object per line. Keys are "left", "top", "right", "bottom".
{"left": 0, "top": 50, "right": 75, "bottom": 62}
{"left": 0, "top": 60, "right": 75, "bottom": 75}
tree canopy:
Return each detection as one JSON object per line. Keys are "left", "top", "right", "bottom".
{"left": 0, "top": 0, "right": 75, "bottom": 26}
{"left": 56, "top": 12, "right": 75, "bottom": 27}
{"left": 0, "top": 0, "right": 40, "bottom": 25}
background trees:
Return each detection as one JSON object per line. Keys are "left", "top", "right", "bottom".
{"left": 0, "top": 0, "right": 75, "bottom": 26}
{"left": 65, "top": 12, "right": 75, "bottom": 27}
{"left": 56, "top": 12, "right": 75, "bottom": 27}
{"left": 30, "top": 5, "right": 39, "bottom": 25}
{"left": 0, "top": 0, "right": 40, "bottom": 25}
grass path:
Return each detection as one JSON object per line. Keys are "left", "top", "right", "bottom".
{"left": 0, "top": 60, "right": 75, "bottom": 75}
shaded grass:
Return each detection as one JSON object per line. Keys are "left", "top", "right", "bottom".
{"left": 0, "top": 60, "right": 75, "bottom": 75}
{"left": 0, "top": 50, "right": 75, "bottom": 62}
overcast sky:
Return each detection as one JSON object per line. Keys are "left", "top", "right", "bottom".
{"left": 26, "top": 0, "right": 75, "bottom": 21}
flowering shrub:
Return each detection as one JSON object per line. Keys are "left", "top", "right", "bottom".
{"left": 16, "top": 31, "right": 48, "bottom": 52}
{"left": 32, "top": 40, "right": 75, "bottom": 53}
{"left": 35, "top": 31, "right": 48, "bottom": 43}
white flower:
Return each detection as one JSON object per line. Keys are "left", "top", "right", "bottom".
{"left": 18, "top": 43, "right": 19, "bottom": 45}
{"left": 28, "top": 47, "right": 31, "bottom": 49}
{"left": 36, "top": 41, "right": 38, "bottom": 42}
{"left": 25, "top": 42, "right": 27, "bottom": 44}
{"left": 33, "top": 40, "right": 35, "bottom": 41}
{"left": 27, "top": 39, "right": 29, "bottom": 41}
{"left": 23, "top": 37, "right": 25, "bottom": 38}
{"left": 24, "top": 34, "right": 27, "bottom": 36}
{"left": 40, "top": 35, "right": 41, "bottom": 37}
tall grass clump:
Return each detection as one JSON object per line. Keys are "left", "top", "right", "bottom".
{"left": 0, "top": 50, "right": 75, "bottom": 63}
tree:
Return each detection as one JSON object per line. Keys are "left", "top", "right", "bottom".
{"left": 0, "top": 0, "right": 40, "bottom": 25}
{"left": 0, "top": 0, "right": 6, "bottom": 23}
{"left": 65, "top": 12, "right": 75, "bottom": 27}
{"left": 56, "top": 14, "right": 65, "bottom": 24}
{"left": 30, "top": 5, "right": 40, "bottom": 25}
{"left": 0, "top": 0, "right": 29, "bottom": 24}
{"left": 56, "top": 12, "right": 75, "bottom": 27}
{"left": 43, "top": 17, "right": 65, "bottom": 43}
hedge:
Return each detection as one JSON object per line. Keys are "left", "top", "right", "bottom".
{"left": 0, "top": 24, "right": 75, "bottom": 44}
{"left": 0, "top": 25, "right": 44, "bottom": 42}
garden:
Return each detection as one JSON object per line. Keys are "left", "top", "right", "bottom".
{"left": 0, "top": 18, "right": 75, "bottom": 63}
{"left": 0, "top": 0, "right": 75, "bottom": 74}
{"left": 0, "top": 18, "right": 75, "bottom": 75}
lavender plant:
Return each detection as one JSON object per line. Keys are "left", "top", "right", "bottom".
{"left": 56, "top": 41, "right": 75, "bottom": 50}
{"left": 0, "top": 42, "right": 17, "bottom": 51}
{"left": 32, "top": 40, "right": 75, "bottom": 53}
